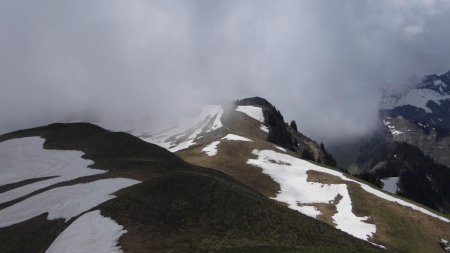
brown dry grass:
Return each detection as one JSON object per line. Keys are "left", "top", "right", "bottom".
{"left": 177, "top": 137, "right": 280, "bottom": 198}
{"left": 306, "top": 170, "right": 450, "bottom": 253}
{"left": 179, "top": 137, "right": 450, "bottom": 253}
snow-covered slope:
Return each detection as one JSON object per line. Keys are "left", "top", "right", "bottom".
{"left": 178, "top": 99, "right": 450, "bottom": 252}
{"left": 46, "top": 210, "right": 126, "bottom": 253}
{"left": 380, "top": 70, "right": 450, "bottom": 132}
{"left": 0, "top": 137, "right": 106, "bottom": 204}
{"left": 236, "top": 105, "right": 269, "bottom": 133}
{"left": 236, "top": 105, "right": 265, "bottom": 122}
{"left": 381, "top": 88, "right": 450, "bottom": 113}
{"left": 138, "top": 105, "right": 224, "bottom": 152}
{"left": 0, "top": 123, "right": 382, "bottom": 253}
{"left": 0, "top": 126, "right": 143, "bottom": 252}
{"left": 201, "top": 134, "right": 253, "bottom": 157}
{"left": 248, "top": 149, "right": 376, "bottom": 241}
{"left": 248, "top": 149, "right": 448, "bottom": 242}
{"left": 0, "top": 178, "right": 139, "bottom": 228}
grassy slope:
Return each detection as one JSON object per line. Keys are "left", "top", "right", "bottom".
{"left": 0, "top": 123, "right": 381, "bottom": 253}
{"left": 177, "top": 123, "right": 450, "bottom": 253}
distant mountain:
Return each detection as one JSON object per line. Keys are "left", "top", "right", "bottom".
{"left": 332, "top": 70, "right": 450, "bottom": 215}
{"left": 380, "top": 70, "right": 450, "bottom": 167}
{"left": 0, "top": 123, "right": 381, "bottom": 253}
{"left": 381, "top": 70, "right": 450, "bottom": 133}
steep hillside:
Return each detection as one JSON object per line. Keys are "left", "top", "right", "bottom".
{"left": 152, "top": 99, "right": 450, "bottom": 253}
{"left": 119, "top": 97, "right": 335, "bottom": 168}
{"left": 235, "top": 97, "right": 336, "bottom": 166}
{"left": 380, "top": 70, "right": 450, "bottom": 167}
{"left": 0, "top": 123, "right": 381, "bottom": 253}
{"left": 353, "top": 132, "right": 450, "bottom": 213}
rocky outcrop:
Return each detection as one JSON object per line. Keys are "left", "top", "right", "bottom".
{"left": 383, "top": 116, "right": 450, "bottom": 167}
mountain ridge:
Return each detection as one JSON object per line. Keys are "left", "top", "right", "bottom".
{"left": 0, "top": 122, "right": 382, "bottom": 253}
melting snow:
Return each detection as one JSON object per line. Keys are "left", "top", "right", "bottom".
{"left": 260, "top": 125, "right": 269, "bottom": 133}
{"left": 247, "top": 149, "right": 376, "bottom": 241}
{"left": 382, "top": 88, "right": 450, "bottom": 113}
{"left": 381, "top": 177, "right": 399, "bottom": 194}
{"left": 247, "top": 149, "right": 449, "bottom": 240}
{"left": 202, "top": 141, "right": 220, "bottom": 157}
{"left": 383, "top": 119, "right": 403, "bottom": 136}
{"left": 202, "top": 134, "right": 253, "bottom": 156}
{"left": 0, "top": 137, "right": 106, "bottom": 204}
{"left": 222, "top": 134, "right": 253, "bottom": 142}
{"left": 236, "top": 105, "right": 270, "bottom": 134}
{"left": 142, "top": 105, "right": 224, "bottom": 152}
{"left": 236, "top": 106, "right": 265, "bottom": 122}
{"left": 0, "top": 178, "right": 140, "bottom": 228}
{"left": 46, "top": 210, "right": 126, "bottom": 253}
{"left": 274, "top": 146, "right": 287, "bottom": 152}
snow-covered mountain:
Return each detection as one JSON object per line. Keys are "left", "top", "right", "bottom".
{"left": 381, "top": 70, "right": 450, "bottom": 134}
{"left": 331, "top": 70, "right": 450, "bottom": 216}
{"left": 137, "top": 105, "right": 225, "bottom": 152}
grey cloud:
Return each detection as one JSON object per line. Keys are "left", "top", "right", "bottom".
{"left": 1, "top": 0, "right": 450, "bottom": 143}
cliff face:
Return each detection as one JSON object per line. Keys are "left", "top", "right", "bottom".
{"left": 330, "top": 71, "right": 450, "bottom": 214}
{"left": 379, "top": 70, "right": 450, "bottom": 167}
{"left": 383, "top": 116, "right": 450, "bottom": 167}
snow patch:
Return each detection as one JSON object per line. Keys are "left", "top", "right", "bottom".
{"left": 381, "top": 177, "right": 399, "bottom": 194}
{"left": 247, "top": 150, "right": 376, "bottom": 241}
{"left": 0, "top": 178, "right": 140, "bottom": 228}
{"left": 247, "top": 149, "right": 450, "bottom": 240}
{"left": 202, "top": 134, "right": 252, "bottom": 157}
{"left": 0, "top": 137, "right": 106, "bottom": 204}
{"left": 274, "top": 146, "right": 286, "bottom": 152}
{"left": 383, "top": 119, "right": 403, "bottom": 136}
{"left": 236, "top": 106, "right": 265, "bottom": 122}
{"left": 236, "top": 105, "right": 270, "bottom": 134}
{"left": 46, "top": 210, "right": 126, "bottom": 253}
{"left": 202, "top": 141, "right": 220, "bottom": 156}
{"left": 260, "top": 125, "right": 269, "bottom": 133}
{"left": 222, "top": 134, "right": 252, "bottom": 142}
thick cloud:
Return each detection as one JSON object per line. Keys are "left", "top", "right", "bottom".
{"left": 1, "top": 0, "right": 450, "bottom": 142}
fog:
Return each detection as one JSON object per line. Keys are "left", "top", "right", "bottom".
{"left": 1, "top": 0, "right": 450, "bottom": 143}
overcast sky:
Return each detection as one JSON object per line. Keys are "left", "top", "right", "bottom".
{"left": 1, "top": 0, "right": 450, "bottom": 143}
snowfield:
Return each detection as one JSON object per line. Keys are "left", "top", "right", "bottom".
{"left": 202, "top": 141, "right": 220, "bottom": 157}
{"left": 381, "top": 88, "right": 450, "bottom": 113}
{"left": 236, "top": 106, "right": 265, "bottom": 122}
{"left": 247, "top": 149, "right": 450, "bottom": 240}
{"left": 0, "top": 178, "right": 140, "bottom": 228}
{"left": 202, "top": 134, "right": 253, "bottom": 156}
{"left": 247, "top": 150, "right": 376, "bottom": 241}
{"left": 142, "top": 105, "right": 224, "bottom": 152}
{"left": 46, "top": 210, "right": 126, "bottom": 253}
{"left": 0, "top": 137, "right": 106, "bottom": 204}
{"left": 222, "top": 134, "right": 253, "bottom": 142}
{"left": 236, "top": 105, "right": 270, "bottom": 134}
